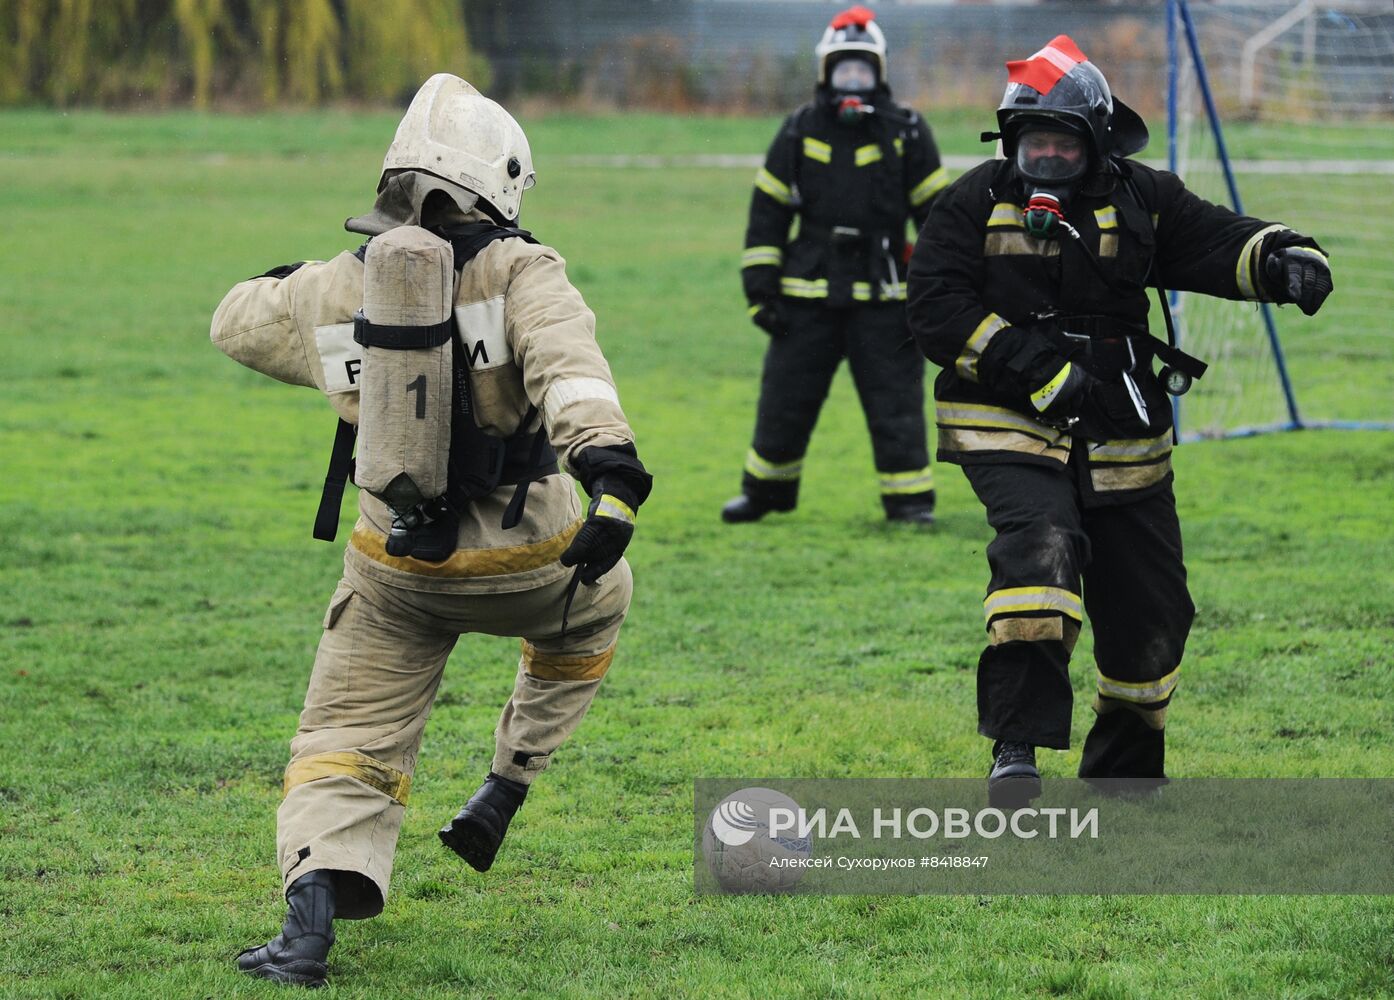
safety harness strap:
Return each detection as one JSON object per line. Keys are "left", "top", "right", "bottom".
{"left": 313, "top": 418, "right": 358, "bottom": 542}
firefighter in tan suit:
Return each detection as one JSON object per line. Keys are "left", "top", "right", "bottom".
{"left": 211, "top": 76, "right": 652, "bottom": 988}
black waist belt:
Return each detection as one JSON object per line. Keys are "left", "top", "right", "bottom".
{"left": 1044, "top": 314, "right": 1208, "bottom": 381}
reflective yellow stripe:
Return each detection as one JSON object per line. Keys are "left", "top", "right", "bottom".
{"left": 780, "top": 277, "right": 828, "bottom": 299}
{"left": 284, "top": 751, "right": 411, "bottom": 805}
{"left": 954, "top": 313, "right": 1009, "bottom": 383}
{"left": 855, "top": 143, "right": 882, "bottom": 167}
{"left": 1097, "top": 666, "right": 1180, "bottom": 704}
{"left": 1236, "top": 224, "right": 1287, "bottom": 299}
{"left": 741, "top": 245, "right": 783, "bottom": 268}
{"left": 1099, "top": 233, "right": 1119, "bottom": 258}
{"left": 522, "top": 639, "right": 616, "bottom": 682}
{"left": 747, "top": 304, "right": 762, "bottom": 318}
{"left": 1030, "top": 362, "right": 1072, "bottom": 412}
{"left": 985, "top": 232, "right": 1061, "bottom": 257}
{"left": 879, "top": 281, "right": 907, "bottom": 301}
{"left": 350, "top": 520, "right": 580, "bottom": 578}
{"left": 938, "top": 425, "right": 1071, "bottom": 465}
{"left": 755, "top": 167, "right": 793, "bottom": 205}
{"left": 594, "top": 494, "right": 635, "bottom": 524}
{"left": 987, "top": 202, "right": 1024, "bottom": 229}
{"left": 879, "top": 467, "right": 934, "bottom": 495}
{"left": 910, "top": 167, "right": 949, "bottom": 206}
{"left": 936, "top": 401, "right": 1057, "bottom": 439}
{"left": 1094, "top": 206, "right": 1118, "bottom": 230}
{"left": 802, "top": 137, "right": 832, "bottom": 164}
{"left": 1089, "top": 455, "right": 1172, "bottom": 493}
{"left": 1285, "top": 246, "right": 1328, "bottom": 264}
{"left": 984, "top": 586, "right": 1083, "bottom": 622}
{"left": 745, "top": 449, "right": 802, "bottom": 481}
{"left": 1089, "top": 433, "right": 1173, "bottom": 463}
{"left": 852, "top": 281, "right": 873, "bottom": 301}
{"left": 894, "top": 137, "right": 904, "bottom": 157}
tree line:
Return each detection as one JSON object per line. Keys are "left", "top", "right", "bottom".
{"left": 0, "top": 0, "right": 487, "bottom": 108}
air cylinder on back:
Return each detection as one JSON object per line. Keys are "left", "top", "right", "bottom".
{"left": 353, "top": 225, "right": 455, "bottom": 518}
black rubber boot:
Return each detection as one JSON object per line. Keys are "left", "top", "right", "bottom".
{"left": 988, "top": 740, "right": 1042, "bottom": 809}
{"left": 236, "top": 869, "right": 336, "bottom": 988}
{"left": 883, "top": 493, "right": 937, "bottom": 525}
{"left": 721, "top": 493, "right": 793, "bottom": 523}
{"left": 438, "top": 772, "right": 528, "bottom": 872}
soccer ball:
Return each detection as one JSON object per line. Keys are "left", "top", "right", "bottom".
{"left": 701, "top": 787, "right": 813, "bottom": 893}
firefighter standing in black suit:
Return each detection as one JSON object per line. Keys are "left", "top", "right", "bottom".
{"left": 907, "top": 36, "right": 1332, "bottom": 805}
{"left": 723, "top": 6, "right": 948, "bottom": 525}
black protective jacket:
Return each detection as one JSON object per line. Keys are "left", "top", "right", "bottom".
{"left": 742, "top": 90, "right": 947, "bottom": 309}
{"left": 907, "top": 156, "right": 1322, "bottom": 502}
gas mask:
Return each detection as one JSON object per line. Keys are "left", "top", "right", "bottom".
{"left": 829, "top": 56, "right": 878, "bottom": 123}
{"left": 1014, "top": 126, "right": 1089, "bottom": 238}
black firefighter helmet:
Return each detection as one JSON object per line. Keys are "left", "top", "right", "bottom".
{"left": 995, "top": 35, "right": 1149, "bottom": 166}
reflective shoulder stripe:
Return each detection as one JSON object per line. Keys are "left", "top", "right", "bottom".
{"left": 542, "top": 376, "right": 621, "bottom": 427}
{"left": 1030, "top": 362, "right": 1072, "bottom": 412}
{"left": 1094, "top": 206, "right": 1118, "bottom": 230}
{"left": 802, "top": 137, "right": 832, "bottom": 164}
{"left": 987, "top": 202, "right": 1024, "bottom": 228}
{"left": 910, "top": 166, "right": 949, "bottom": 206}
{"left": 984, "top": 586, "right": 1083, "bottom": 622}
{"left": 780, "top": 276, "right": 828, "bottom": 299}
{"left": 594, "top": 493, "right": 635, "bottom": 524}
{"left": 755, "top": 167, "right": 794, "bottom": 205}
{"left": 855, "top": 143, "right": 883, "bottom": 167}
{"left": 741, "top": 245, "right": 784, "bottom": 269}
{"left": 894, "top": 137, "right": 904, "bottom": 157}
{"left": 954, "top": 313, "right": 1009, "bottom": 383}
{"left": 284, "top": 751, "right": 411, "bottom": 805}
{"left": 1236, "top": 224, "right": 1288, "bottom": 299}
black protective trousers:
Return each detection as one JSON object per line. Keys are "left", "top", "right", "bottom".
{"left": 962, "top": 454, "right": 1195, "bottom": 779}
{"left": 742, "top": 299, "right": 931, "bottom": 510}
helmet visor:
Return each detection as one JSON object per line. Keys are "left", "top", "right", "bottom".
{"left": 830, "top": 57, "right": 877, "bottom": 94}
{"left": 1015, "top": 127, "right": 1088, "bottom": 184}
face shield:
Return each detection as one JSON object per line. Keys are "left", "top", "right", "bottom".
{"left": 1014, "top": 126, "right": 1089, "bottom": 186}
{"left": 829, "top": 56, "right": 877, "bottom": 95}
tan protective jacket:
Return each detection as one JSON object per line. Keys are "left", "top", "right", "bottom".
{"left": 211, "top": 217, "right": 635, "bottom": 594}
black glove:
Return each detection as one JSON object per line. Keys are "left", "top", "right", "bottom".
{"left": 1029, "top": 360, "right": 1096, "bottom": 426}
{"left": 1264, "top": 246, "right": 1332, "bottom": 316}
{"left": 559, "top": 485, "right": 636, "bottom": 585}
{"left": 749, "top": 299, "right": 787, "bottom": 338}
{"left": 559, "top": 445, "right": 652, "bottom": 586}
{"left": 1029, "top": 361, "right": 1156, "bottom": 442}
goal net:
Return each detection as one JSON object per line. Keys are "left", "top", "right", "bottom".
{"left": 1166, "top": 0, "right": 1394, "bottom": 439}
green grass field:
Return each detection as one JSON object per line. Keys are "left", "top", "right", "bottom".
{"left": 2, "top": 110, "right": 1393, "bottom": 998}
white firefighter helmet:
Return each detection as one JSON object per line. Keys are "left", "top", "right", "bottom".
{"left": 380, "top": 74, "right": 536, "bottom": 222}
{"left": 815, "top": 6, "right": 888, "bottom": 86}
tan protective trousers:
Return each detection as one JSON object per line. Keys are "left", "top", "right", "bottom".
{"left": 275, "top": 558, "right": 631, "bottom": 918}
